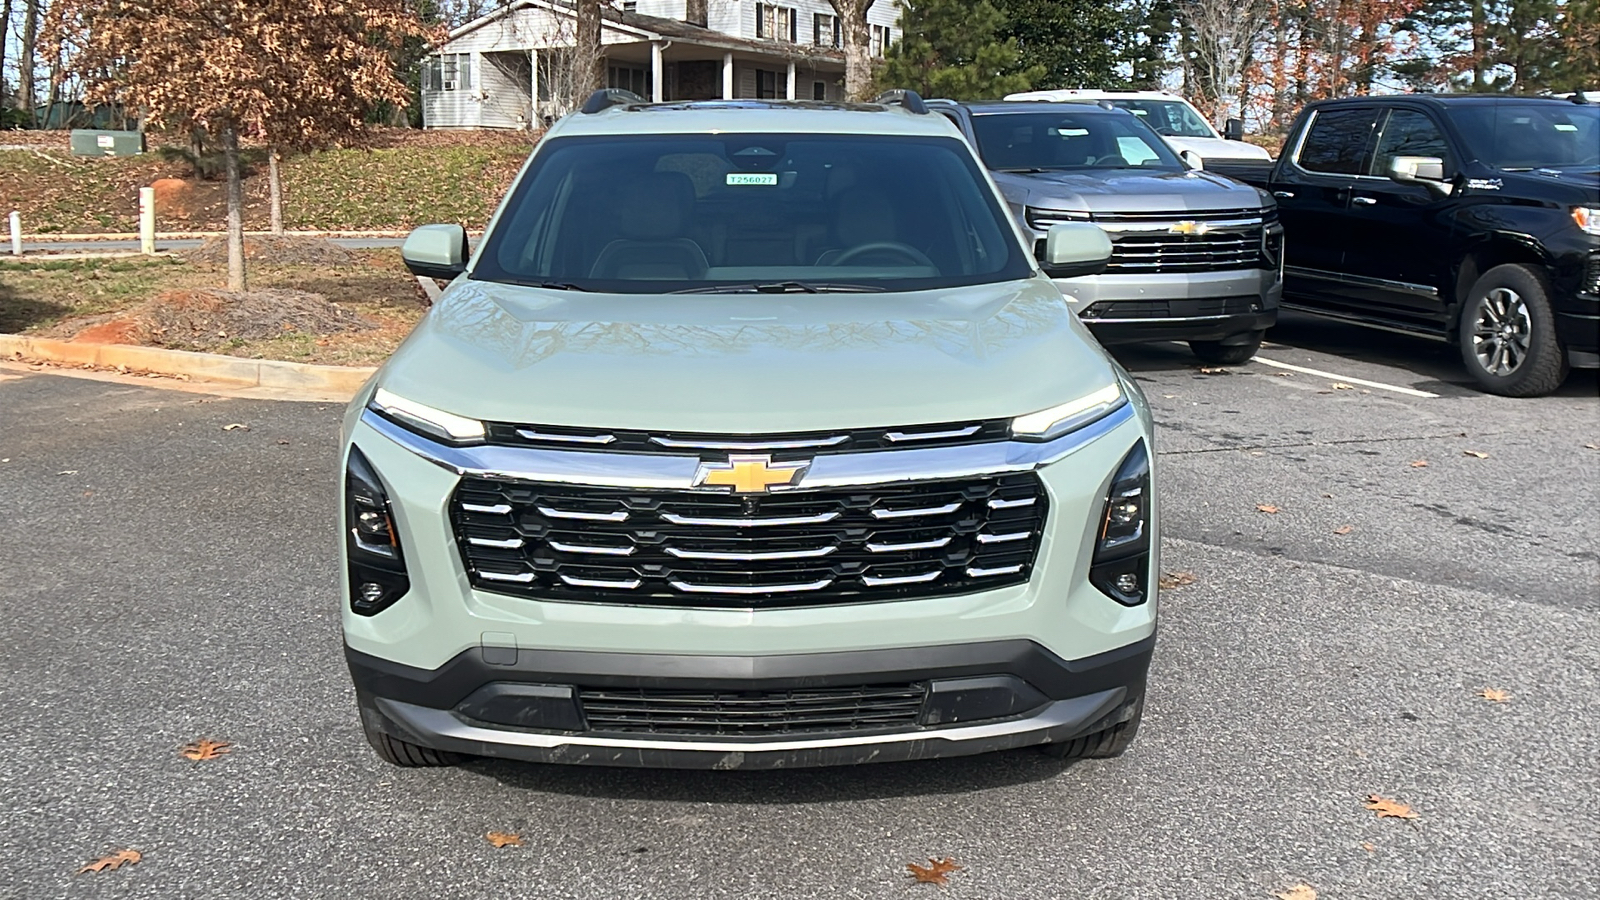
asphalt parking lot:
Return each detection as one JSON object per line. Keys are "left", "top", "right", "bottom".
{"left": 1, "top": 316, "right": 1596, "bottom": 899}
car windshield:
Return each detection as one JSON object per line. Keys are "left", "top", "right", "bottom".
{"left": 471, "top": 133, "right": 1033, "bottom": 294}
{"left": 970, "top": 111, "right": 1184, "bottom": 172}
{"left": 1103, "top": 99, "right": 1217, "bottom": 138}
{"left": 1446, "top": 102, "right": 1600, "bottom": 171}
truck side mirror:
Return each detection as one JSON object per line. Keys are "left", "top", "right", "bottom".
{"left": 1043, "top": 222, "right": 1113, "bottom": 278}
{"left": 402, "top": 224, "right": 468, "bottom": 280}
{"left": 1224, "top": 118, "right": 1245, "bottom": 142}
{"left": 1178, "top": 149, "right": 1204, "bottom": 170}
{"left": 1388, "top": 155, "right": 1451, "bottom": 196}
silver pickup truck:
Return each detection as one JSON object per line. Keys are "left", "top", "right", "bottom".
{"left": 930, "top": 100, "right": 1284, "bottom": 364}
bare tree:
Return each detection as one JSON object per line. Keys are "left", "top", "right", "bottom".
{"left": 829, "top": 0, "right": 876, "bottom": 100}
{"left": 17, "top": 0, "right": 41, "bottom": 114}
{"left": 574, "top": 0, "right": 603, "bottom": 96}
{"left": 1180, "top": 0, "right": 1273, "bottom": 124}
{"left": 1, "top": 0, "right": 13, "bottom": 108}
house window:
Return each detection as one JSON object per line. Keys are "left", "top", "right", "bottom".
{"left": 813, "top": 12, "right": 840, "bottom": 48}
{"left": 813, "top": 81, "right": 827, "bottom": 101}
{"left": 607, "top": 65, "right": 650, "bottom": 97}
{"left": 756, "top": 69, "right": 778, "bottom": 99}
{"left": 619, "top": 0, "right": 637, "bottom": 10}
{"left": 756, "top": 4, "right": 797, "bottom": 43}
{"left": 870, "top": 24, "right": 891, "bottom": 58}
{"left": 425, "top": 53, "right": 472, "bottom": 92}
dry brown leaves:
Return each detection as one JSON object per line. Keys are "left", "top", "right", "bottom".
{"left": 1410, "top": 460, "right": 1429, "bottom": 468}
{"left": 1364, "top": 795, "right": 1419, "bottom": 819}
{"left": 1158, "top": 571, "right": 1198, "bottom": 589}
{"left": 1332, "top": 525, "right": 1353, "bottom": 535}
{"left": 1478, "top": 688, "right": 1511, "bottom": 703}
{"left": 485, "top": 831, "right": 523, "bottom": 848}
{"left": 1330, "top": 382, "right": 1354, "bottom": 390}
{"left": 1275, "top": 884, "right": 1318, "bottom": 900}
{"left": 906, "top": 857, "right": 963, "bottom": 887}
{"left": 1198, "top": 366, "right": 1231, "bottom": 375}
{"left": 78, "top": 849, "right": 141, "bottom": 874}
{"left": 1256, "top": 504, "right": 1281, "bottom": 514}
{"left": 180, "top": 739, "right": 232, "bottom": 761}
{"left": 1585, "top": 443, "right": 1599, "bottom": 451}
{"left": 1462, "top": 450, "right": 1490, "bottom": 459}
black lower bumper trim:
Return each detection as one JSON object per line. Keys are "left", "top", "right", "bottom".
{"left": 1085, "top": 310, "right": 1276, "bottom": 345}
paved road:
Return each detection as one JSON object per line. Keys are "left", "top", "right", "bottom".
{"left": 0, "top": 325, "right": 1596, "bottom": 899}
{"left": 17, "top": 237, "right": 407, "bottom": 254}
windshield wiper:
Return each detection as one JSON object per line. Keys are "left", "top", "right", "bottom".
{"left": 499, "top": 278, "right": 591, "bottom": 291}
{"left": 672, "top": 282, "right": 885, "bottom": 294}
{"left": 996, "top": 167, "right": 1054, "bottom": 173}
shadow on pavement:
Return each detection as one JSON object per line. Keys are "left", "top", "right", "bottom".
{"left": 461, "top": 748, "right": 1079, "bottom": 803}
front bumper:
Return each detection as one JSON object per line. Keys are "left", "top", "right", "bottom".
{"left": 1051, "top": 268, "right": 1282, "bottom": 345}
{"left": 349, "top": 636, "right": 1153, "bottom": 769}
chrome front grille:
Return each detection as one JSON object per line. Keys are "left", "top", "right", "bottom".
{"left": 451, "top": 474, "right": 1047, "bottom": 608}
{"left": 1028, "top": 206, "right": 1269, "bottom": 275}
{"left": 483, "top": 419, "right": 1012, "bottom": 453}
{"left": 579, "top": 683, "right": 928, "bottom": 736}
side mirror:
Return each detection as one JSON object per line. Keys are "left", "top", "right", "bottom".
{"left": 1178, "top": 149, "right": 1204, "bottom": 171}
{"left": 1388, "top": 155, "right": 1451, "bottom": 196}
{"left": 1042, "top": 222, "right": 1113, "bottom": 278}
{"left": 1223, "top": 118, "right": 1245, "bottom": 142}
{"left": 402, "top": 224, "right": 468, "bottom": 280}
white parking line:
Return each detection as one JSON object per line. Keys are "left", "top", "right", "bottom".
{"left": 1251, "top": 355, "right": 1441, "bottom": 399}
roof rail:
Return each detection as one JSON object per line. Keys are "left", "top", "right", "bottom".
{"left": 872, "top": 89, "right": 929, "bottom": 115}
{"left": 580, "top": 88, "right": 645, "bottom": 114}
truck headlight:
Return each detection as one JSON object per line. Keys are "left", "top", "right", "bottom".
{"left": 346, "top": 446, "right": 409, "bottom": 616}
{"left": 369, "top": 387, "right": 485, "bottom": 443}
{"left": 1010, "top": 384, "right": 1125, "bottom": 441}
{"left": 1090, "top": 441, "right": 1151, "bottom": 606}
{"left": 1573, "top": 207, "right": 1600, "bottom": 236}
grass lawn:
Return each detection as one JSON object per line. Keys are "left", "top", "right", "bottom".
{"left": 0, "top": 251, "right": 426, "bottom": 367}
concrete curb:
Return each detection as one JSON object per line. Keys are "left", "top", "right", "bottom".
{"left": 0, "top": 334, "right": 376, "bottom": 395}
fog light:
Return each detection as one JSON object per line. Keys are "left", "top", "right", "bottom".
{"left": 1114, "top": 572, "right": 1139, "bottom": 594}
{"left": 359, "top": 582, "right": 386, "bottom": 605}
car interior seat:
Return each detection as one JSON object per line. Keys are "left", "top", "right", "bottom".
{"left": 589, "top": 172, "right": 709, "bottom": 280}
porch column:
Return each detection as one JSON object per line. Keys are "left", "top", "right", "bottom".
{"left": 786, "top": 61, "right": 796, "bottom": 100}
{"left": 529, "top": 49, "right": 539, "bottom": 128}
{"left": 722, "top": 52, "right": 734, "bottom": 99}
{"left": 650, "top": 41, "right": 665, "bottom": 102}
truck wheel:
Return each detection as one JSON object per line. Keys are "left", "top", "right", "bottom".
{"left": 364, "top": 724, "right": 464, "bottom": 767}
{"left": 1458, "top": 264, "right": 1567, "bottom": 397}
{"left": 1188, "top": 330, "right": 1264, "bottom": 365}
{"left": 1039, "top": 696, "right": 1143, "bottom": 760}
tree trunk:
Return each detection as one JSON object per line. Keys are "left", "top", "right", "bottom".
{"left": 223, "top": 125, "right": 247, "bottom": 292}
{"left": 0, "top": 0, "right": 13, "bottom": 109}
{"left": 1471, "top": 0, "right": 1488, "bottom": 90}
{"left": 831, "top": 0, "right": 875, "bottom": 100}
{"left": 17, "top": 0, "right": 40, "bottom": 115}
{"left": 268, "top": 148, "right": 284, "bottom": 235}
{"left": 575, "top": 0, "right": 604, "bottom": 95}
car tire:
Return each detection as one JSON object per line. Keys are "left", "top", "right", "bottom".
{"left": 364, "top": 725, "right": 464, "bottom": 768}
{"left": 1458, "top": 264, "right": 1567, "bottom": 397}
{"left": 1189, "top": 330, "right": 1264, "bottom": 365}
{"left": 1039, "top": 696, "right": 1143, "bottom": 760}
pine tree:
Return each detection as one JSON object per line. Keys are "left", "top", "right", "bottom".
{"left": 877, "top": 0, "right": 1045, "bottom": 99}
{"left": 992, "top": 0, "right": 1123, "bottom": 89}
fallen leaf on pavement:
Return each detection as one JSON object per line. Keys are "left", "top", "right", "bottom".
{"left": 1361, "top": 841, "right": 1376, "bottom": 852}
{"left": 1275, "top": 884, "right": 1317, "bottom": 900}
{"left": 56, "top": 470, "right": 78, "bottom": 476}
{"left": 907, "top": 857, "right": 963, "bottom": 887}
{"left": 1331, "top": 382, "right": 1354, "bottom": 390}
{"left": 1256, "top": 504, "right": 1280, "bottom": 514}
{"left": 1462, "top": 450, "right": 1489, "bottom": 459}
{"left": 1271, "top": 371, "right": 1294, "bottom": 377}
{"left": 1364, "top": 795, "right": 1419, "bottom": 819}
{"left": 1198, "top": 367, "right": 1231, "bottom": 374}
{"left": 1333, "top": 525, "right": 1353, "bottom": 535}
{"left": 485, "top": 831, "right": 523, "bottom": 848}
{"left": 180, "top": 739, "right": 232, "bottom": 761}
{"left": 1410, "top": 460, "right": 1429, "bottom": 468}
{"left": 1584, "top": 443, "right": 1598, "bottom": 450}
{"left": 1478, "top": 688, "right": 1511, "bottom": 703}
{"left": 222, "top": 423, "right": 249, "bottom": 432}
{"left": 276, "top": 440, "right": 290, "bottom": 445}
{"left": 78, "top": 849, "right": 141, "bottom": 874}
{"left": 1158, "top": 571, "right": 1197, "bottom": 589}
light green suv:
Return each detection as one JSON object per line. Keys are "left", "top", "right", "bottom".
{"left": 341, "top": 89, "right": 1158, "bottom": 769}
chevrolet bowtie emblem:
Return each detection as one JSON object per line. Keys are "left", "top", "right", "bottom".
{"left": 1169, "top": 220, "right": 1210, "bottom": 236}
{"left": 694, "top": 454, "right": 810, "bottom": 494}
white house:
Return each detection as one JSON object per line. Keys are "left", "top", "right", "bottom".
{"left": 421, "top": 0, "right": 901, "bottom": 129}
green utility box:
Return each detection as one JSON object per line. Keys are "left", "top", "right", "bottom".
{"left": 69, "top": 129, "right": 146, "bottom": 157}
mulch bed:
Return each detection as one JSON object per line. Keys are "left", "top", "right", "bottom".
{"left": 68, "top": 287, "right": 375, "bottom": 351}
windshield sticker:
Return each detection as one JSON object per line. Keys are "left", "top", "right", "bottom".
{"left": 1554, "top": 123, "right": 1578, "bottom": 131}
{"left": 726, "top": 173, "right": 778, "bottom": 186}
{"left": 1467, "top": 178, "right": 1503, "bottom": 191}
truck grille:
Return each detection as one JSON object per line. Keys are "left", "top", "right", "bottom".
{"left": 451, "top": 474, "right": 1047, "bottom": 608}
{"left": 1029, "top": 207, "right": 1268, "bottom": 275}
{"left": 579, "top": 683, "right": 927, "bottom": 736}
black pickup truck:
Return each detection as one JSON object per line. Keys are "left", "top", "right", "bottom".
{"left": 1210, "top": 94, "right": 1598, "bottom": 396}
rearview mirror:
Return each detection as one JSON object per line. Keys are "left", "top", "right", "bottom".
{"left": 1223, "top": 118, "right": 1245, "bottom": 142}
{"left": 1178, "top": 149, "right": 1204, "bottom": 171}
{"left": 1043, "top": 222, "right": 1113, "bottom": 278}
{"left": 1388, "top": 155, "right": 1451, "bottom": 196}
{"left": 402, "top": 224, "right": 468, "bottom": 281}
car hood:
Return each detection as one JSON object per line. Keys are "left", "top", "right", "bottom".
{"left": 376, "top": 276, "right": 1119, "bottom": 433}
{"left": 1491, "top": 168, "right": 1600, "bottom": 204}
{"left": 991, "top": 167, "right": 1269, "bottom": 216}
{"left": 1164, "top": 135, "right": 1273, "bottom": 162}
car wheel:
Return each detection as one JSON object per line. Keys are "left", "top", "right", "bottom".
{"left": 1458, "top": 264, "right": 1567, "bottom": 397}
{"left": 1188, "top": 330, "right": 1264, "bottom": 365}
{"left": 364, "top": 724, "right": 464, "bottom": 767}
{"left": 1039, "top": 696, "right": 1143, "bottom": 760}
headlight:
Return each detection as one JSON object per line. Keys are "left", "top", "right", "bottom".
{"left": 369, "top": 387, "right": 485, "bottom": 443}
{"left": 1090, "top": 441, "right": 1151, "bottom": 606}
{"left": 1010, "top": 383, "right": 1125, "bottom": 441}
{"left": 345, "top": 446, "right": 409, "bottom": 616}
{"left": 1573, "top": 207, "right": 1600, "bottom": 236}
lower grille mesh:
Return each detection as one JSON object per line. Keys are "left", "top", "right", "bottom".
{"left": 579, "top": 684, "right": 927, "bottom": 736}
